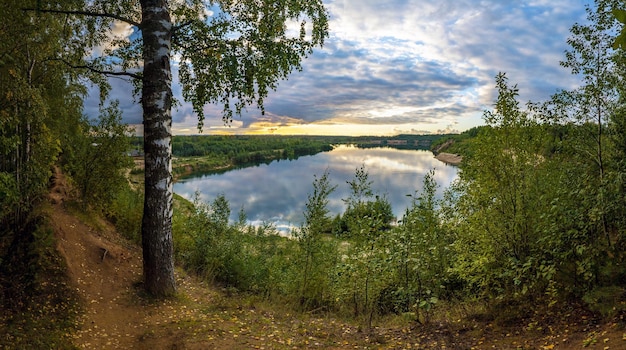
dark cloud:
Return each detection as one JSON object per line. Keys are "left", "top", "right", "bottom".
{"left": 84, "top": 77, "right": 141, "bottom": 124}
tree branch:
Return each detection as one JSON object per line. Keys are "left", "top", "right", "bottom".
{"left": 22, "top": 8, "right": 141, "bottom": 27}
{"left": 52, "top": 58, "right": 141, "bottom": 80}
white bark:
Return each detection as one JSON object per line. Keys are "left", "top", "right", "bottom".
{"left": 140, "top": 0, "right": 176, "bottom": 297}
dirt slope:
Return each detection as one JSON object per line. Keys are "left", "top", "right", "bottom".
{"left": 50, "top": 168, "right": 146, "bottom": 348}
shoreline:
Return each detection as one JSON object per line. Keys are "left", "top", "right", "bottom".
{"left": 434, "top": 152, "right": 462, "bottom": 166}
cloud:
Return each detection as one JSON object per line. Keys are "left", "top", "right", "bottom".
{"left": 85, "top": 0, "right": 594, "bottom": 135}
{"left": 323, "top": 0, "right": 590, "bottom": 100}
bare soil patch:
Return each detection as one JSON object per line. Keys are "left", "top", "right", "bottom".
{"left": 435, "top": 152, "right": 462, "bottom": 165}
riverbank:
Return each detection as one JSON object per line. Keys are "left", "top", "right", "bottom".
{"left": 434, "top": 152, "right": 462, "bottom": 166}
{"left": 130, "top": 148, "right": 462, "bottom": 186}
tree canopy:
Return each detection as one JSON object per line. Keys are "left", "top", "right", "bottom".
{"left": 18, "top": 0, "right": 329, "bottom": 296}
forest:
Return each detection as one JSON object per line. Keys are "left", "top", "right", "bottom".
{"left": 2, "top": 0, "right": 626, "bottom": 347}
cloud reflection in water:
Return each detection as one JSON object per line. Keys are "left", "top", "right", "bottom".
{"left": 173, "top": 145, "right": 459, "bottom": 232}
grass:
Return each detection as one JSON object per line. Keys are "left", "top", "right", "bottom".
{"left": 65, "top": 201, "right": 107, "bottom": 232}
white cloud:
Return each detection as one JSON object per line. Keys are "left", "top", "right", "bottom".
{"left": 86, "top": 0, "right": 595, "bottom": 135}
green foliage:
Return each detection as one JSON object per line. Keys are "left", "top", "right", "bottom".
{"left": 108, "top": 184, "right": 144, "bottom": 243}
{"left": 174, "top": 194, "right": 296, "bottom": 298}
{"left": 293, "top": 170, "right": 338, "bottom": 310}
{"left": 330, "top": 165, "right": 397, "bottom": 326}
{"left": 335, "top": 165, "right": 395, "bottom": 239}
{"left": 0, "top": 0, "right": 85, "bottom": 226}
{"left": 446, "top": 9, "right": 626, "bottom": 306}
{"left": 383, "top": 170, "right": 452, "bottom": 323}
{"left": 0, "top": 173, "right": 19, "bottom": 221}
{"left": 583, "top": 286, "right": 626, "bottom": 318}
{"left": 174, "top": 0, "right": 329, "bottom": 127}
{"left": 331, "top": 229, "right": 391, "bottom": 326}
{"left": 173, "top": 166, "right": 428, "bottom": 326}
{"left": 452, "top": 73, "right": 557, "bottom": 301}
{"left": 66, "top": 102, "right": 133, "bottom": 211}
{"left": 176, "top": 194, "right": 237, "bottom": 280}
{"left": 533, "top": 0, "right": 626, "bottom": 299}
{"left": 0, "top": 2, "right": 95, "bottom": 343}
{"left": 613, "top": 8, "right": 626, "bottom": 48}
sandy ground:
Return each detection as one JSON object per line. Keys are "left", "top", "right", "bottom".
{"left": 434, "top": 152, "right": 462, "bottom": 165}
{"left": 435, "top": 152, "right": 463, "bottom": 165}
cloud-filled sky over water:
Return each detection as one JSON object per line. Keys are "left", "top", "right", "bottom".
{"left": 85, "top": 0, "right": 594, "bottom": 136}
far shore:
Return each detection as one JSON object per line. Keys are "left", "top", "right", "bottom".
{"left": 434, "top": 152, "right": 462, "bottom": 166}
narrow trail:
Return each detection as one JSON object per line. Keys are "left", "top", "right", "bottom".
{"left": 47, "top": 167, "right": 226, "bottom": 349}
{"left": 46, "top": 168, "right": 329, "bottom": 350}
{"left": 49, "top": 167, "right": 148, "bottom": 348}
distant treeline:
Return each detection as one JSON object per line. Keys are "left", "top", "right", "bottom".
{"left": 171, "top": 135, "right": 333, "bottom": 159}
{"left": 131, "top": 134, "right": 453, "bottom": 160}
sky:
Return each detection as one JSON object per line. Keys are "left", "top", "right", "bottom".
{"left": 85, "top": 0, "right": 594, "bottom": 136}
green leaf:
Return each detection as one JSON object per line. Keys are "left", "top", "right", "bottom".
{"left": 612, "top": 8, "right": 626, "bottom": 24}
{"left": 613, "top": 29, "right": 626, "bottom": 49}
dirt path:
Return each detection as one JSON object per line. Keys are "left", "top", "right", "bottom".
{"left": 49, "top": 168, "right": 148, "bottom": 348}
{"left": 48, "top": 169, "right": 226, "bottom": 349}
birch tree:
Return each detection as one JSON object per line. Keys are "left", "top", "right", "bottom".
{"left": 27, "top": 0, "right": 328, "bottom": 297}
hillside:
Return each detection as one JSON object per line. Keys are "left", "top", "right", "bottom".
{"left": 2, "top": 168, "right": 626, "bottom": 349}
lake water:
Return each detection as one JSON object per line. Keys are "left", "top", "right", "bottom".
{"left": 173, "top": 145, "right": 459, "bottom": 232}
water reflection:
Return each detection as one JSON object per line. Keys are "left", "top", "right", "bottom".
{"left": 173, "top": 145, "right": 458, "bottom": 232}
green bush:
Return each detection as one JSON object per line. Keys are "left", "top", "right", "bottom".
{"left": 66, "top": 102, "right": 133, "bottom": 211}
{"left": 583, "top": 286, "right": 626, "bottom": 318}
{"left": 174, "top": 194, "right": 294, "bottom": 297}
{"left": 107, "top": 184, "right": 143, "bottom": 243}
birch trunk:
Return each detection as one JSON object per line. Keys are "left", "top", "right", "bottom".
{"left": 140, "top": 0, "right": 176, "bottom": 297}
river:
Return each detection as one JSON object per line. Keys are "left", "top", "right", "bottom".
{"left": 173, "top": 145, "right": 458, "bottom": 232}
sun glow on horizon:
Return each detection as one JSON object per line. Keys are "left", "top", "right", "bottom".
{"left": 170, "top": 121, "right": 467, "bottom": 136}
